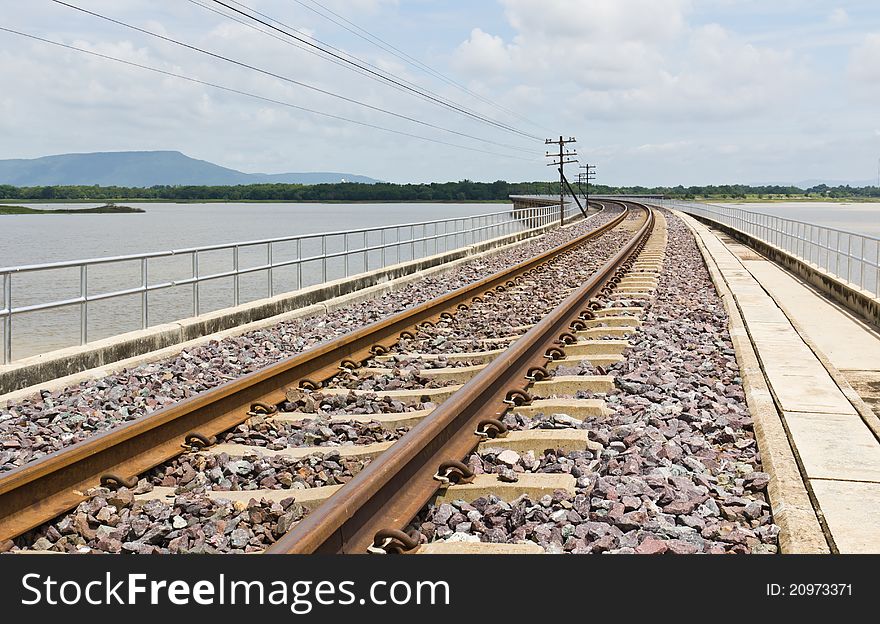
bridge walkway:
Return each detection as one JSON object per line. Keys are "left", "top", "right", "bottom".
{"left": 682, "top": 212, "right": 880, "bottom": 554}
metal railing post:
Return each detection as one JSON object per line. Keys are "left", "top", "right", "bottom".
{"left": 3, "top": 273, "right": 11, "bottom": 364}
{"left": 267, "top": 243, "right": 274, "bottom": 298}
{"left": 860, "top": 237, "right": 866, "bottom": 291}
{"left": 233, "top": 246, "right": 240, "bottom": 307}
{"left": 192, "top": 251, "right": 200, "bottom": 316}
{"left": 344, "top": 233, "right": 349, "bottom": 277}
{"left": 141, "top": 258, "right": 148, "bottom": 329}
{"left": 80, "top": 264, "right": 88, "bottom": 346}
{"left": 322, "top": 236, "right": 327, "bottom": 282}
{"left": 875, "top": 244, "right": 879, "bottom": 297}
{"left": 297, "top": 239, "right": 303, "bottom": 289}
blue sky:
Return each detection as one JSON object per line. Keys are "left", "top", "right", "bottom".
{"left": 1, "top": 1, "right": 879, "bottom": 186}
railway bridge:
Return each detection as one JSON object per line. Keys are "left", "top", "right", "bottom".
{"left": 0, "top": 197, "right": 878, "bottom": 555}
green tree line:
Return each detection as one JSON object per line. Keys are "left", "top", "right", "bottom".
{"left": 0, "top": 180, "right": 877, "bottom": 202}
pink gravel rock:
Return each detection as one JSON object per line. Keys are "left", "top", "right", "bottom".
{"left": 635, "top": 538, "right": 669, "bottom": 555}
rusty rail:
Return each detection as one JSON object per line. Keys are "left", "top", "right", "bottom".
{"left": 0, "top": 201, "right": 630, "bottom": 542}
{"left": 267, "top": 203, "right": 655, "bottom": 554}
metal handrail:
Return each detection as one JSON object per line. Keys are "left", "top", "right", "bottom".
{"left": 0, "top": 205, "right": 552, "bottom": 275}
{"left": 0, "top": 199, "right": 582, "bottom": 363}
{"left": 661, "top": 199, "right": 880, "bottom": 299}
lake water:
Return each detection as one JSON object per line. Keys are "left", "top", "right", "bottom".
{"left": 716, "top": 201, "right": 880, "bottom": 296}
{"left": 0, "top": 202, "right": 517, "bottom": 361}
{"left": 717, "top": 202, "right": 880, "bottom": 238}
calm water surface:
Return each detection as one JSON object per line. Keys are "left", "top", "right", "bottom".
{"left": 1, "top": 202, "right": 514, "bottom": 360}
{"left": 1, "top": 202, "right": 511, "bottom": 266}
{"left": 717, "top": 201, "right": 880, "bottom": 296}
{"left": 718, "top": 202, "right": 880, "bottom": 237}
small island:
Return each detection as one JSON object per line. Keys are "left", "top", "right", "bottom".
{"left": 0, "top": 203, "right": 144, "bottom": 215}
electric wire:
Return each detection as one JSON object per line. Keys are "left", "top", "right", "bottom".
{"left": 215, "top": 0, "right": 490, "bottom": 121}
{"left": 208, "top": 0, "right": 541, "bottom": 140}
{"left": 292, "top": 0, "right": 548, "bottom": 130}
{"left": 184, "top": 0, "right": 535, "bottom": 154}
{"left": 0, "top": 26, "right": 541, "bottom": 163}
{"left": 48, "top": 0, "right": 540, "bottom": 151}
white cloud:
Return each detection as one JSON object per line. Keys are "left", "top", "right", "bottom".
{"left": 828, "top": 8, "right": 849, "bottom": 25}
{"left": 848, "top": 33, "right": 880, "bottom": 83}
{"left": 319, "top": 0, "right": 398, "bottom": 14}
{"left": 452, "top": 2, "right": 807, "bottom": 123}
{"left": 501, "top": 0, "right": 689, "bottom": 44}
{"left": 452, "top": 28, "right": 512, "bottom": 78}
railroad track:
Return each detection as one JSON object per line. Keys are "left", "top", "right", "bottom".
{"left": 1, "top": 201, "right": 658, "bottom": 553}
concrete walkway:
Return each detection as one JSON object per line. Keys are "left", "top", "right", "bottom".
{"left": 681, "top": 214, "right": 880, "bottom": 554}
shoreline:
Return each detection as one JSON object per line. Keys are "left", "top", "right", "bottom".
{"left": 0, "top": 199, "right": 515, "bottom": 205}
{"left": 0, "top": 203, "right": 143, "bottom": 215}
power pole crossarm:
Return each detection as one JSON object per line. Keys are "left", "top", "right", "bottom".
{"left": 580, "top": 163, "right": 597, "bottom": 208}
{"left": 545, "top": 135, "right": 577, "bottom": 225}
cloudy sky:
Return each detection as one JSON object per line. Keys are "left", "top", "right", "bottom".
{"left": 1, "top": 0, "right": 879, "bottom": 186}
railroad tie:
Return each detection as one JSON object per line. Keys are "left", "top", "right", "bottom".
{"left": 433, "top": 473, "right": 577, "bottom": 504}
{"left": 272, "top": 409, "right": 432, "bottom": 430}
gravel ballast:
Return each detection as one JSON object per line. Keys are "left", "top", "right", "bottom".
{"left": 1, "top": 209, "right": 622, "bottom": 472}
{"left": 413, "top": 210, "right": 780, "bottom": 554}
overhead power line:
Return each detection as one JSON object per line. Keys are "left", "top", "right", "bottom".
{"left": 0, "top": 26, "right": 540, "bottom": 163}
{"left": 49, "top": 0, "right": 540, "bottom": 151}
{"left": 206, "top": 0, "right": 541, "bottom": 141}
{"left": 184, "top": 0, "right": 533, "bottom": 154}
{"left": 207, "top": 0, "right": 517, "bottom": 132}
{"left": 291, "top": 0, "right": 549, "bottom": 131}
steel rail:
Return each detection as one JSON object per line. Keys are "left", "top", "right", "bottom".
{"left": 0, "top": 201, "right": 626, "bottom": 542}
{"left": 267, "top": 203, "right": 655, "bottom": 554}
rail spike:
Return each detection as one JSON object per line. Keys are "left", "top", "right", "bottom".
{"left": 100, "top": 474, "right": 139, "bottom": 490}
{"left": 250, "top": 401, "right": 279, "bottom": 415}
{"left": 432, "top": 459, "right": 475, "bottom": 486}
{"left": 367, "top": 529, "right": 422, "bottom": 555}
{"left": 476, "top": 418, "right": 509, "bottom": 439}
{"left": 558, "top": 332, "right": 578, "bottom": 344}
{"left": 182, "top": 432, "right": 216, "bottom": 450}
{"left": 503, "top": 389, "right": 533, "bottom": 406}
{"left": 525, "top": 366, "right": 550, "bottom": 381}
{"left": 339, "top": 358, "right": 360, "bottom": 371}
{"left": 545, "top": 346, "right": 566, "bottom": 361}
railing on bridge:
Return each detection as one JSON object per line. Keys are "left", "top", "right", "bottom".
{"left": 0, "top": 200, "right": 582, "bottom": 364}
{"left": 662, "top": 200, "right": 880, "bottom": 299}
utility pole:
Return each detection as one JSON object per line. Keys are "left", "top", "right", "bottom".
{"left": 545, "top": 136, "right": 577, "bottom": 225}
{"left": 580, "top": 163, "right": 597, "bottom": 206}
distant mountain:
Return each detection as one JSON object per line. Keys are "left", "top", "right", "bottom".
{"left": 0, "top": 151, "right": 381, "bottom": 186}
